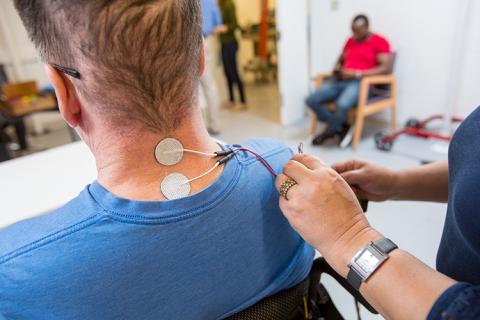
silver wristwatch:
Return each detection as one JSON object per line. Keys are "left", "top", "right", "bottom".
{"left": 347, "top": 238, "right": 398, "bottom": 290}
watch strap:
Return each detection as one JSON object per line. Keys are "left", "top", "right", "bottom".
{"left": 347, "top": 267, "right": 363, "bottom": 290}
{"left": 373, "top": 238, "right": 398, "bottom": 254}
{"left": 347, "top": 238, "right": 398, "bottom": 290}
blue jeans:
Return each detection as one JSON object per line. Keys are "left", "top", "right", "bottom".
{"left": 306, "top": 79, "right": 360, "bottom": 132}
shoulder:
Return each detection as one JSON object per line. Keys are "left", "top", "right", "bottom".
{"left": 465, "top": 105, "right": 480, "bottom": 121}
{"left": 370, "top": 33, "right": 391, "bottom": 53}
{"left": 372, "top": 34, "right": 390, "bottom": 46}
{"left": 344, "top": 37, "right": 354, "bottom": 48}
{"left": 449, "top": 106, "right": 480, "bottom": 160}
{"left": 451, "top": 106, "right": 480, "bottom": 143}
{"left": 232, "top": 138, "right": 294, "bottom": 171}
{"left": 0, "top": 187, "right": 102, "bottom": 264}
{"left": 372, "top": 33, "right": 388, "bottom": 42}
{"left": 239, "top": 138, "right": 293, "bottom": 157}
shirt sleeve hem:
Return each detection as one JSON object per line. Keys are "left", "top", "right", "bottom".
{"left": 427, "top": 282, "right": 470, "bottom": 320}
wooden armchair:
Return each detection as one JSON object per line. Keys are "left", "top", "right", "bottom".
{"left": 309, "top": 73, "right": 397, "bottom": 150}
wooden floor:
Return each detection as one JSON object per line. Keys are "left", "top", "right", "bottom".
{"left": 243, "top": 82, "right": 281, "bottom": 123}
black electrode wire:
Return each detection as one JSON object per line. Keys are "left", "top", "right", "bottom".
{"left": 182, "top": 152, "right": 235, "bottom": 184}
{"left": 179, "top": 143, "right": 306, "bottom": 184}
{"left": 216, "top": 143, "right": 305, "bottom": 178}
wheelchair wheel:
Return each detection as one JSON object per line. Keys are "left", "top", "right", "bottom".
{"left": 405, "top": 118, "right": 420, "bottom": 128}
{"left": 374, "top": 132, "right": 394, "bottom": 152}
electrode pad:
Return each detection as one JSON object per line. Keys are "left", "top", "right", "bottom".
{"left": 161, "top": 173, "right": 191, "bottom": 200}
{"left": 155, "top": 138, "right": 184, "bottom": 166}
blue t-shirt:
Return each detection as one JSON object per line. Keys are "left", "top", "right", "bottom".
{"left": 0, "top": 138, "right": 314, "bottom": 320}
{"left": 428, "top": 107, "right": 480, "bottom": 319}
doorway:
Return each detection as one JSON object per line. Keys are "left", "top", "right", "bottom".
{"left": 213, "top": 0, "right": 281, "bottom": 123}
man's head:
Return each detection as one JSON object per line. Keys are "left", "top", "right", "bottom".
{"left": 14, "top": 0, "right": 203, "bottom": 133}
{"left": 351, "top": 14, "right": 370, "bottom": 41}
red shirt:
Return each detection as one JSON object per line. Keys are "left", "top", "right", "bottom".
{"left": 343, "top": 33, "right": 391, "bottom": 70}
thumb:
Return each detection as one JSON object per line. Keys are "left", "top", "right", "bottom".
{"left": 340, "top": 170, "right": 365, "bottom": 186}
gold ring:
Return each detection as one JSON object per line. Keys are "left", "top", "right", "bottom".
{"left": 279, "top": 177, "right": 297, "bottom": 200}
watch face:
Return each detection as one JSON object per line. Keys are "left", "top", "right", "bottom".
{"left": 357, "top": 250, "right": 381, "bottom": 273}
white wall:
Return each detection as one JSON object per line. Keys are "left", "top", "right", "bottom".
{"left": 0, "top": 1, "right": 49, "bottom": 86}
{"left": 456, "top": 0, "right": 480, "bottom": 118}
{"left": 277, "top": 0, "right": 309, "bottom": 125}
{"left": 309, "top": 0, "right": 480, "bottom": 123}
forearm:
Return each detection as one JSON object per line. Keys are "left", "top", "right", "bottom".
{"left": 335, "top": 53, "right": 344, "bottom": 70}
{"left": 328, "top": 228, "right": 456, "bottom": 320}
{"left": 391, "top": 161, "right": 449, "bottom": 202}
{"left": 362, "top": 250, "right": 455, "bottom": 319}
{"left": 360, "top": 65, "right": 390, "bottom": 77}
{"left": 279, "top": 155, "right": 457, "bottom": 319}
{"left": 360, "top": 54, "right": 393, "bottom": 76}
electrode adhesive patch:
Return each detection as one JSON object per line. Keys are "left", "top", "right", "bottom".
{"left": 161, "top": 172, "right": 191, "bottom": 200}
{"left": 155, "top": 138, "right": 184, "bottom": 166}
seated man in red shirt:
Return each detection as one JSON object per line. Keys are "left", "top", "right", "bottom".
{"left": 306, "top": 14, "right": 393, "bottom": 145}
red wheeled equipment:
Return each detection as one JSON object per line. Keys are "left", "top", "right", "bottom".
{"left": 375, "top": 115, "right": 463, "bottom": 152}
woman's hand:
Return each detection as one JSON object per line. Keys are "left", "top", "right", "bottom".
{"left": 332, "top": 159, "right": 398, "bottom": 202}
{"left": 275, "top": 154, "right": 382, "bottom": 277}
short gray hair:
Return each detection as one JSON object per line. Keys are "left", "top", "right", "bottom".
{"left": 15, "top": 0, "right": 203, "bottom": 132}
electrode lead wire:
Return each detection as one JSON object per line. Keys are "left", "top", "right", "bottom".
{"left": 184, "top": 162, "right": 221, "bottom": 184}
{"left": 163, "top": 149, "right": 217, "bottom": 157}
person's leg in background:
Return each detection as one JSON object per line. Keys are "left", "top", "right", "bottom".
{"left": 0, "top": 141, "right": 10, "bottom": 162}
{"left": 228, "top": 40, "right": 246, "bottom": 106}
{"left": 306, "top": 80, "right": 342, "bottom": 123}
{"left": 0, "top": 127, "right": 10, "bottom": 162}
{"left": 12, "top": 117, "right": 28, "bottom": 150}
{"left": 221, "top": 40, "right": 246, "bottom": 110}
{"left": 306, "top": 80, "right": 341, "bottom": 144}
{"left": 310, "top": 80, "right": 359, "bottom": 145}
{"left": 327, "top": 80, "right": 360, "bottom": 135}
{"left": 200, "top": 38, "right": 221, "bottom": 135}
{"left": 221, "top": 41, "right": 236, "bottom": 106}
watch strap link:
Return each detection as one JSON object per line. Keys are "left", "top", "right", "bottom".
{"left": 347, "top": 267, "right": 363, "bottom": 290}
{"left": 374, "top": 238, "right": 398, "bottom": 254}
{"left": 347, "top": 238, "right": 398, "bottom": 290}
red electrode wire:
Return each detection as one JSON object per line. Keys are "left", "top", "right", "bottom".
{"left": 226, "top": 143, "right": 304, "bottom": 178}
{"left": 231, "top": 147, "right": 278, "bottom": 177}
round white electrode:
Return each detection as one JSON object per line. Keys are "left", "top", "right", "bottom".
{"left": 161, "top": 173, "right": 191, "bottom": 200}
{"left": 155, "top": 138, "right": 184, "bottom": 166}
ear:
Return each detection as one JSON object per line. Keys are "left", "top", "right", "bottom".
{"left": 199, "top": 38, "right": 206, "bottom": 77}
{"left": 45, "top": 65, "right": 82, "bottom": 128}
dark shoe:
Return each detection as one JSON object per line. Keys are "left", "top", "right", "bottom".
{"left": 312, "top": 130, "right": 337, "bottom": 145}
{"left": 337, "top": 124, "right": 351, "bottom": 143}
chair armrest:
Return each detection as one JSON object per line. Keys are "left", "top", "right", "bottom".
{"left": 313, "top": 73, "right": 334, "bottom": 89}
{"left": 360, "top": 74, "right": 396, "bottom": 86}
{"left": 358, "top": 74, "right": 396, "bottom": 106}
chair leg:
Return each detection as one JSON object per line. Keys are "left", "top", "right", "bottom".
{"left": 391, "top": 104, "right": 397, "bottom": 131}
{"left": 352, "top": 112, "right": 365, "bottom": 151}
{"left": 308, "top": 110, "right": 318, "bottom": 136}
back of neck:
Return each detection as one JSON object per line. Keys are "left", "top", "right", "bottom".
{"left": 94, "top": 110, "right": 222, "bottom": 201}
